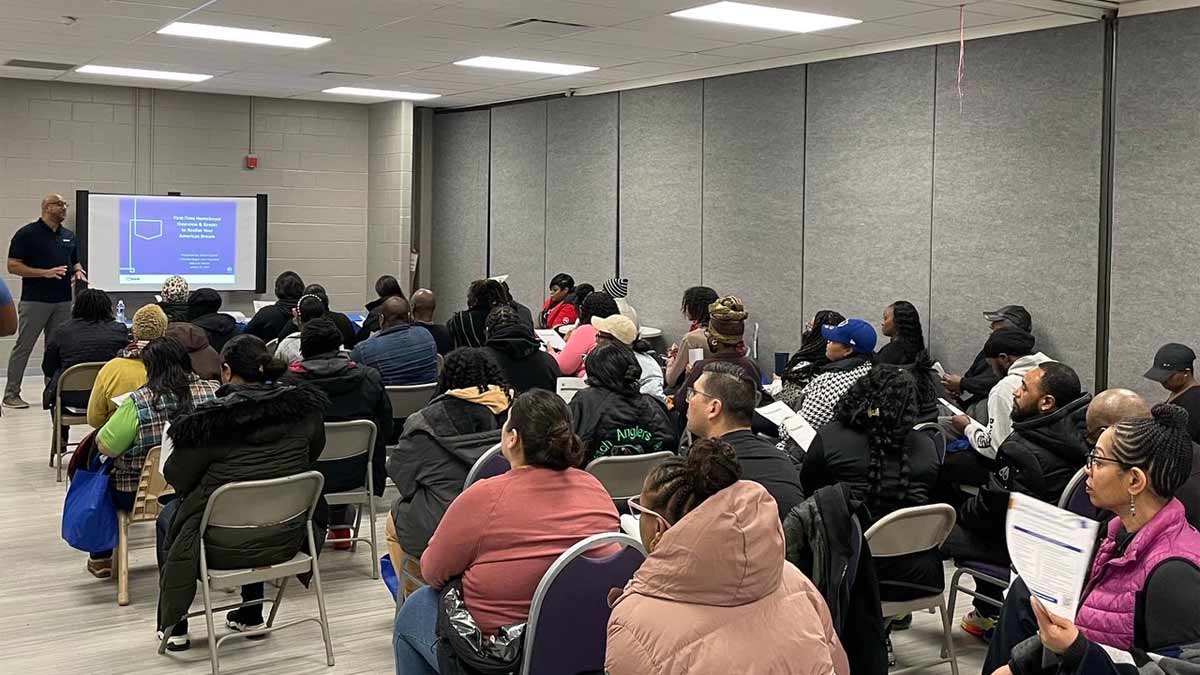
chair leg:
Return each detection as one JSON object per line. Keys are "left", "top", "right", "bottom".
{"left": 368, "top": 498, "right": 379, "bottom": 580}
{"left": 117, "top": 512, "right": 130, "bottom": 606}
{"left": 199, "top": 576, "right": 221, "bottom": 675}
{"left": 50, "top": 418, "right": 58, "bottom": 467}
{"left": 942, "top": 568, "right": 967, "bottom": 658}
{"left": 350, "top": 505, "right": 362, "bottom": 554}
{"left": 939, "top": 599, "right": 961, "bottom": 675}
{"left": 310, "top": 558, "right": 335, "bottom": 667}
{"left": 265, "top": 576, "right": 289, "bottom": 628}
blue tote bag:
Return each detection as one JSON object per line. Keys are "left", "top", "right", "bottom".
{"left": 62, "top": 453, "right": 118, "bottom": 553}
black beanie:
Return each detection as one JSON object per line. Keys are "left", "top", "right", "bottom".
{"left": 983, "top": 328, "right": 1036, "bottom": 359}
{"left": 301, "top": 317, "right": 343, "bottom": 358}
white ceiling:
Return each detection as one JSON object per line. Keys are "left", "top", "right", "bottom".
{"left": 0, "top": 0, "right": 1183, "bottom": 108}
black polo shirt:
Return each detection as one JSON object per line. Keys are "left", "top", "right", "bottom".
{"left": 8, "top": 219, "right": 77, "bottom": 303}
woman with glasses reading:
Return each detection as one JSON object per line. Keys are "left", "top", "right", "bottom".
{"left": 607, "top": 437, "right": 849, "bottom": 675}
{"left": 988, "top": 403, "right": 1200, "bottom": 675}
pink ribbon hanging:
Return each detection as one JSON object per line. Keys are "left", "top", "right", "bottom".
{"left": 957, "top": 5, "right": 966, "bottom": 113}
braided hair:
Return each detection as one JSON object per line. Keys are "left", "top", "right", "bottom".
{"left": 642, "top": 437, "right": 742, "bottom": 524}
{"left": 72, "top": 288, "right": 115, "bottom": 322}
{"left": 437, "top": 347, "right": 511, "bottom": 400}
{"left": 889, "top": 301, "right": 926, "bottom": 363}
{"left": 1109, "top": 403, "right": 1195, "bottom": 500}
{"left": 681, "top": 286, "right": 719, "bottom": 326}
{"left": 834, "top": 365, "right": 919, "bottom": 515}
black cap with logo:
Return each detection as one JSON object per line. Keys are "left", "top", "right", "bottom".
{"left": 983, "top": 305, "right": 1032, "bottom": 333}
{"left": 1144, "top": 343, "right": 1197, "bottom": 383}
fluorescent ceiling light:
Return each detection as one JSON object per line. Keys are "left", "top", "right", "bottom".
{"left": 454, "top": 56, "right": 597, "bottom": 76}
{"left": 322, "top": 87, "right": 441, "bottom": 101}
{"left": 670, "top": 2, "right": 860, "bottom": 33}
{"left": 75, "top": 65, "right": 212, "bottom": 82}
{"left": 158, "top": 22, "right": 331, "bottom": 49}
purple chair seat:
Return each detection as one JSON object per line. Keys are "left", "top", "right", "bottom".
{"left": 955, "top": 560, "right": 1011, "bottom": 582}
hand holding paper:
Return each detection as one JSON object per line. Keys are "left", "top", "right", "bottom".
{"left": 535, "top": 329, "right": 566, "bottom": 351}
{"left": 1006, "top": 492, "right": 1100, "bottom": 621}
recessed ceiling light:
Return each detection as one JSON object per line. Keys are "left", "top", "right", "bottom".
{"left": 158, "top": 22, "right": 331, "bottom": 49}
{"left": 454, "top": 56, "right": 597, "bottom": 76}
{"left": 322, "top": 87, "right": 441, "bottom": 101}
{"left": 670, "top": 2, "right": 860, "bottom": 33}
{"left": 75, "top": 65, "right": 212, "bottom": 82}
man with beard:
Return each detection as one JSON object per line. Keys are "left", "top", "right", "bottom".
{"left": 940, "top": 361, "right": 1091, "bottom": 640}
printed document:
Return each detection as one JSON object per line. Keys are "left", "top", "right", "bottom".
{"left": 1006, "top": 492, "right": 1100, "bottom": 620}
{"left": 755, "top": 400, "right": 816, "bottom": 451}
{"left": 535, "top": 329, "right": 567, "bottom": 351}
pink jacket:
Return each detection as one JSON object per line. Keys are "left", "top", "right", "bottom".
{"left": 605, "top": 481, "right": 850, "bottom": 675}
{"left": 1076, "top": 499, "right": 1200, "bottom": 649}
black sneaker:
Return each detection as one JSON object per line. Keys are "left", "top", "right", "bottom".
{"left": 891, "top": 613, "right": 913, "bottom": 631}
{"left": 2, "top": 395, "right": 28, "bottom": 409}
{"left": 226, "top": 608, "right": 267, "bottom": 640}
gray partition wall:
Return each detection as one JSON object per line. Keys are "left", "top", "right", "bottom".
{"left": 702, "top": 67, "right": 806, "bottom": 367}
{"left": 804, "top": 48, "right": 935, "bottom": 339}
{"left": 1110, "top": 9, "right": 1200, "bottom": 397}
{"left": 619, "top": 81, "right": 704, "bottom": 348}
{"left": 930, "top": 24, "right": 1104, "bottom": 387}
{"left": 489, "top": 101, "right": 547, "bottom": 313}
{"left": 431, "top": 109, "right": 489, "bottom": 322}
{"left": 546, "top": 94, "right": 618, "bottom": 289}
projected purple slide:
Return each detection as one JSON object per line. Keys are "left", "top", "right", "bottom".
{"left": 117, "top": 196, "right": 237, "bottom": 284}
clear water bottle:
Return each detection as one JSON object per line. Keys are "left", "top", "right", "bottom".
{"left": 116, "top": 300, "right": 126, "bottom": 323}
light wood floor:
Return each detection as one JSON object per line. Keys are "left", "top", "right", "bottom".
{"left": 0, "top": 376, "right": 988, "bottom": 675}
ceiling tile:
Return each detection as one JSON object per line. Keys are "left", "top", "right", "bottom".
{"left": 449, "top": 0, "right": 665, "bottom": 26}
{"left": 567, "top": 27, "right": 737, "bottom": 53}
{"left": 206, "top": 0, "right": 436, "bottom": 30}
{"left": 752, "top": 32, "right": 854, "bottom": 52}
{"left": 700, "top": 43, "right": 803, "bottom": 60}
{"left": 614, "top": 15, "right": 793, "bottom": 43}
{"left": 535, "top": 36, "right": 686, "bottom": 61}
{"left": 880, "top": 7, "right": 1035, "bottom": 30}
{"left": 806, "top": 20, "right": 925, "bottom": 44}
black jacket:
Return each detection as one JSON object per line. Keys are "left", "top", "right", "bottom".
{"left": 158, "top": 301, "right": 190, "bottom": 323}
{"left": 158, "top": 382, "right": 328, "bottom": 630}
{"left": 447, "top": 307, "right": 490, "bottom": 349}
{"left": 801, "top": 422, "right": 940, "bottom": 526}
{"left": 720, "top": 430, "right": 805, "bottom": 521}
{"left": 278, "top": 311, "right": 358, "bottom": 349}
{"left": 959, "top": 393, "right": 1092, "bottom": 538}
{"left": 285, "top": 355, "right": 393, "bottom": 496}
{"left": 961, "top": 348, "right": 1002, "bottom": 405}
{"left": 244, "top": 299, "right": 297, "bottom": 341}
{"left": 42, "top": 318, "right": 129, "bottom": 409}
{"left": 484, "top": 322, "right": 561, "bottom": 394}
{"left": 417, "top": 320, "right": 454, "bottom": 356}
{"left": 356, "top": 295, "right": 393, "bottom": 342}
{"left": 876, "top": 340, "right": 921, "bottom": 366}
{"left": 187, "top": 288, "right": 239, "bottom": 352}
{"left": 387, "top": 394, "right": 503, "bottom": 558}
{"left": 511, "top": 301, "right": 534, "bottom": 330}
{"left": 569, "top": 387, "right": 677, "bottom": 465}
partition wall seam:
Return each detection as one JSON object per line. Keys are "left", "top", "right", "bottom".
{"left": 485, "top": 109, "right": 492, "bottom": 276}
{"left": 700, "top": 80, "right": 705, "bottom": 284}
{"left": 544, "top": 102, "right": 549, "bottom": 294}
{"left": 615, "top": 94, "right": 621, "bottom": 277}
{"left": 928, "top": 45, "right": 939, "bottom": 350}
{"left": 799, "top": 65, "right": 808, "bottom": 322}
{"left": 1095, "top": 15, "right": 1118, "bottom": 391}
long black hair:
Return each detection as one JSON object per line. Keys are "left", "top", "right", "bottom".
{"left": 73, "top": 288, "right": 114, "bottom": 322}
{"left": 578, "top": 291, "right": 617, "bottom": 325}
{"left": 569, "top": 283, "right": 595, "bottom": 316}
{"left": 507, "top": 389, "right": 585, "bottom": 470}
{"left": 681, "top": 286, "right": 719, "bottom": 326}
{"left": 467, "top": 279, "right": 507, "bottom": 312}
{"left": 437, "top": 347, "right": 510, "bottom": 399}
{"left": 142, "top": 337, "right": 197, "bottom": 412}
{"left": 222, "top": 334, "right": 287, "bottom": 383}
{"left": 782, "top": 309, "right": 846, "bottom": 385}
{"left": 835, "top": 365, "right": 919, "bottom": 514}
{"left": 889, "top": 301, "right": 926, "bottom": 363}
{"left": 583, "top": 342, "right": 641, "bottom": 396}
{"left": 642, "top": 437, "right": 742, "bottom": 524}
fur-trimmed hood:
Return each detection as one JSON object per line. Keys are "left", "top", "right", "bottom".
{"left": 169, "top": 382, "right": 329, "bottom": 447}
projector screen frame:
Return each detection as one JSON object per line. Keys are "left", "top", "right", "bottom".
{"left": 76, "top": 190, "right": 269, "bottom": 294}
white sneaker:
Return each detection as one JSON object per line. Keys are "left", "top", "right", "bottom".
{"left": 156, "top": 630, "right": 190, "bottom": 652}
{"left": 226, "top": 611, "right": 267, "bottom": 640}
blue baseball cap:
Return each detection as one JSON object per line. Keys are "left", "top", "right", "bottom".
{"left": 821, "top": 318, "right": 878, "bottom": 354}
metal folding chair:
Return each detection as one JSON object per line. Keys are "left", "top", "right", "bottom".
{"left": 463, "top": 443, "right": 508, "bottom": 489}
{"left": 384, "top": 383, "right": 437, "bottom": 421}
{"left": 116, "top": 445, "right": 171, "bottom": 606}
{"left": 52, "top": 361, "right": 105, "bottom": 482}
{"left": 264, "top": 338, "right": 278, "bottom": 356}
{"left": 319, "top": 420, "right": 380, "bottom": 579}
{"left": 584, "top": 451, "right": 674, "bottom": 506}
{"left": 157, "top": 471, "right": 333, "bottom": 675}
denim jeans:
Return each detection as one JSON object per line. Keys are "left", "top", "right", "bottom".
{"left": 393, "top": 585, "right": 440, "bottom": 675}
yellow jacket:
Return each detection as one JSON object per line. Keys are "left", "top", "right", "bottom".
{"left": 87, "top": 356, "right": 147, "bottom": 428}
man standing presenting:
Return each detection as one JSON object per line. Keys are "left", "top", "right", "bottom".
{"left": 4, "top": 194, "right": 86, "bottom": 408}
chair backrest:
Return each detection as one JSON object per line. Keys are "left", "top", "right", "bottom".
{"left": 265, "top": 338, "right": 279, "bottom": 356}
{"left": 521, "top": 533, "right": 646, "bottom": 675}
{"left": 584, "top": 451, "right": 674, "bottom": 501}
{"left": 385, "top": 383, "right": 438, "bottom": 419}
{"left": 463, "top": 443, "right": 508, "bottom": 489}
{"left": 200, "top": 471, "right": 324, "bottom": 531}
{"left": 131, "top": 445, "right": 169, "bottom": 522}
{"left": 435, "top": 353, "right": 444, "bottom": 374}
{"left": 864, "top": 504, "right": 956, "bottom": 558}
{"left": 912, "top": 422, "right": 946, "bottom": 464}
{"left": 1058, "top": 467, "right": 1104, "bottom": 519}
{"left": 556, "top": 377, "right": 587, "bottom": 403}
{"left": 58, "top": 361, "right": 105, "bottom": 394}
{"left": 319, "top": 420, "right": 377, "bottom": 462}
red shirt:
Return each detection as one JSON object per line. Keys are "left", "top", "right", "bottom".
{"left": 541, "top": 298, "right": 578, "bottom": 329}
{"left": 420, "top": 465, "right": 619, "bottom": 635}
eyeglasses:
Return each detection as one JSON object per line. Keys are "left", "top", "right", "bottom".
{"left": 628, "top": 495, "right": 669, "bottom": 528}
{"left": 1086, "top": 452, "right": 1130, "bottom": 470}
{"left": 47, "top": 200, "right": 68, "bottom": 208}
{"left": 687, "top": 386, "right": 715, "bottom": 402}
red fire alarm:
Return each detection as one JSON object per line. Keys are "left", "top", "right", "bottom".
{"left": 245, "top": 154, "right": 258, "bottom": 170}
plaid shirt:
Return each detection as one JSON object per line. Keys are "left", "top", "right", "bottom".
{"left": 111, "top": 376, "right": 220, "bottom": 492}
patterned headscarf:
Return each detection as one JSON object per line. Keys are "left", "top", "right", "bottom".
{"left": 161, "top": 275, "right": 189, "bottom": 303}
{"left": 706, "top": 296, "right": 747, "bottom": 346}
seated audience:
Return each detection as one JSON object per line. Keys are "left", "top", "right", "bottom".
{"left": 392, "top": 389, "right": 619, "bottom": 674}
{"left": 154, "top": 335, "right": 327, "bottom": 650}
{"left": 539, "top": 272, "right": 577, "bottom": 329}
{"left": 483, "top": 306, "right": 560, "bottom": 394}
{"left": 876, "top": 300, "right": 926, "bottom": 365}
{"left": 385, "top": 348, "right": 512, "bottom": 593}
{"left": 43, "top": 289, "right": 128, "bottom": 442}
{"left": 448, "top": 279, "right": 506, "bottom": 349}
{"left": 358, "top": 274, "right": 406, "bottom": 342}
{"left": 602, "top": 277, "right": 638, "bottom": 327}
{"left": 570, "top": 342, "right": 677, "bottom": 465}
{"left": 187, "top": 288, "right": 238, "bottom": 352}
{"left": 674, "top": 296, "right": 760, "bottom": 418}
{"left": 942, "top": 362, "right": 1089, "bottom": 638}
{"left": 793, "top": 318, "right": 876, "bottom": 431}
{"left": 1143, "top": 343, "right": 1200, "bottom": 443}
{"left": 986, "top": 404, "right": 1200, "bottom": 675}
{"left": 777, "top": 309, "right": 845, "bottom": 409}
{"left": 278, "top": 283, "right": 358, "bottom": 349}
{"left": 948, "top": 328, "right": 1051, "bottom": 484}
{"left": 500, "top": 280, "right": 534, "bottom": 330}
{"left": 87, "top": 337, "right": 220, "bottom": 578}
{"left": 607, "top": 438, "right": 849, "bottom": 675}
{"left": 275, "top": 294, "right": 327, "bottom": 365}
{"left": 411, "top": 288, "right": 453, "bottom": 356}
{"left": 591, "top": 313, "right": 665, "bottom": 401}
{"left": 244, "top": 270, "right": 304, "bottom": 341}
{"left": 686, "top": 361, "right": 803, "bottom": 521}
{"left": 157, "top": 274, "right": 191, "bottom": 322}
{"left": 663, "top": 285, "right": 719, "bottom": 390}
{"left": 87, "top": 304, "right": 168, "bottom": 428}
{"left": 351, "top": 296, "right": 437, "bottom": 386}
{"left": 553, "top": 291, "right": 619, "bottom": 376}
{"left": 942, "top": 304, "right": 1033, "bottom": 420}
{"left": 164, "top": 322, "right": 221, "bottom": 382}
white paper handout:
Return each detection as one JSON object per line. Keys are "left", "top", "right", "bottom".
{"left": 755, "top": 400, "right": 816, "bottom": 451}
{"left": 932, "top": 361, "right": 946, "bottom": 378}
{"left": 938, "top": 397, "right": 966, "bottom": 417}
{"left": 158, "top": 421, "right": 174, "bottom": 475}
{"left": 535, "top": 329, "right": 567, "bottom": 351}
{"left": 111, "top": 391, "right": 133, "bottom": 407}
{"left": 688, "top": 348, "right": 705, "bottom": 366}
{"left": 555, "top": 377, "right": 588, "bottom": 404}
{"left": 1005, "top": 492, "right": 1100, "bottom": 621}
{"left": 488, "top": 274, "right": 509, "bottom": 284}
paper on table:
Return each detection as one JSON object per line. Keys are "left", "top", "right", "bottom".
{"left": 111, "top": 391, "right": 132, "bottom": 407}
{"left": 1005, "top": 492, "right": 1100, "bottom": 621}
{"left": 535, "top": 329, "right": 566, "bottom": 351}
{"left": 938, "top": 397, "right": 966, "bottom": 417}
{"left": 688, "top": 348, "right": 704, "bottom": 366}
{"left": 488, "top": 273, "right": 509, "bottom": 284}
{"left": 158, "top": 421, "right": 174, "bottom": 474}
{"left": 755, "top": 401, "right": 816, "bottom": 451}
